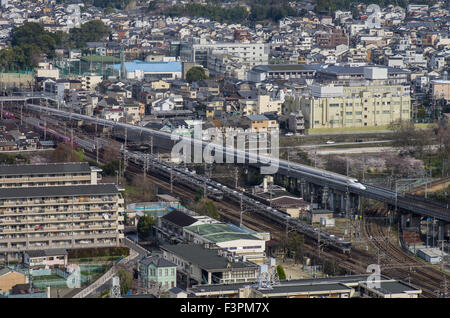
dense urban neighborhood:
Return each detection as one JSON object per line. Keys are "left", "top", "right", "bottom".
{"left": 0, "top": 0, "right": 448, "bottom": 301}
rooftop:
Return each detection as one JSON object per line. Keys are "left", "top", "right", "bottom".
{"left": 184, "top": 223, "right": 261, "bottom": 243}
{"left": 160, "top": 244, "right": 258, "bottom": 271}
{"left": 111, "top": 61, "right": 182, "bottom": 73}
{"left": 0, "top": 162, "right": 92, "bottom": 176}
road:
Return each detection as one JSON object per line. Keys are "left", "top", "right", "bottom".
{"left": 314, "top": 146, "right": 396, "bottom": 155}
{"left": 73, "top": 237, "right": 149, "bottom": 298}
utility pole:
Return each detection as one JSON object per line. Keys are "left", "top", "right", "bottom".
{"left": 234, "top": 167, "right": 239, "bottom": 189}
{"left": 346, "top": 157, "right": 349, "bottom": 177}
{"left": 440, "top": 239, "right": 445, "bottom": 271}
{"left": 96, "top": 139, "right": 99, "bottom": 163}
{"left": 150, "top": 136, "right": 153, "bottom": 157}
{"left": 362, "top": 155, "right": 366, "bottom": 183}
{"left": 269, "top": 181, "right": 273, "bottom": 208}
{"left": 318, "top": 222, "right": 321, "bottom": 258}
{"left": 314, "top": 147, "right": 317, "bottom": 168}
{"left": 240, "top": 195, "right": 243, "bottom": 227}
{"left": 170, "top": 169, "right": 173, "bottom": 194}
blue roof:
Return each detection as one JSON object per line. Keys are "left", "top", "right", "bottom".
{"left": 111, "top": 60, "right": 182, "bottom": 73}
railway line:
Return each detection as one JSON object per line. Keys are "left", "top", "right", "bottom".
{"left": 363, "top": 210, "right": 448, "bottom": 298}
{"left": 12, "top": 106, "right": 448, "bottom": 297}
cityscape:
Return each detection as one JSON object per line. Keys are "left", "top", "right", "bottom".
{"left": 0, "top": 0, "right": 448, "bottom": 302}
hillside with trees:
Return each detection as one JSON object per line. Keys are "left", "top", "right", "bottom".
{"left": 0, "top": 21, "right": 110, "bottom": 70}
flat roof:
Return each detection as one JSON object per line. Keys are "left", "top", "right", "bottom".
{"left": 160, "top": 244, "right": 257, "bottom": 271}
{"left": 184, "top": 223, "right": 261, "bottom": 243}
{"left": 26, "top": 248, "right": 68, "bottom": 258}
{"left": 253, "top": 64, "right": 316, "bottom": 72}
{"left": 257, "top": 282, "right": 352, "bottom": 295}
{"left": 364, "top": 280, "right": 422, "bottom": 294}
{"left": 317, "top": 65, "right": 410, "bottom": 75}
{"left": 0, "top": 184, "right": 119, "bottom": 199}
{"left": 190, "top": 274, "right": 394, "bottom": 295}
{"left": 111, "top": 61, "right": 182, "bottom": 73}
{"left": 0, "top": 162, "right": 92, "bottom": 176}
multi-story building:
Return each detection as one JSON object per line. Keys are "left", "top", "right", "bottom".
{"left": 315, "top": 28, "right": 349, "bottom": 49}
{"left": 241, "top": 115, "right": 279, "bottom": 134}
{"left": 0, "top": 184, "right": 125, "bottom": 254}
{"left": 78, "top": 74, "right": 103, "bottom": 91}
{"left": 288, "top": 111, "right": 306, "bottom": 135}
{"left": 315, "top": 65, "right": 410, "bottom": 86}
{"left": 160, "top": 244, "right": 259, "bottom": 285}
{"left": 138, "top": 256, "right": 177, "bottom": 290}
{"left": 430, "top": 79, "right": 450, "bottom": 101}
{"left": 248, "top": 64, "right": 316, "bottom": 82}
{"left": 183, "top": 223, "right": 269, "bottom": 264}
{"left": 300, "top": 83, "right": 411, "bottom": 129}
{"left": 207, "top": 52, "right": 247, "bottom": 80}
{"left": 239, "top": 95, "right": 283, "bottom": 116}
{"left": 182, "top": 41, "right": 269, "bottom": 68}
{"left": 0, "top": 163, "right": 102, "bottom": 188}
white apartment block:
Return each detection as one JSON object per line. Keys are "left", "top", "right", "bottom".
{"left": 185, "top": 42, "right": 269, "bottom": 68}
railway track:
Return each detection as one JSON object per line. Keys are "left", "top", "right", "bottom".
{"left": 363, "top": 211, "right": 448, "bottom": 298}
{"left": 17, "top": 109, "right": 448, "bottom": 297}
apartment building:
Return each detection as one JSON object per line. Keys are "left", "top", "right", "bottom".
{"left": 239, "top": 95, "right": 283, "bottom": 116}
{"left": 300, "top": 83, "right": 411, "bottom": 129}
{"left": 0, "top": 184, "right": 125, "bottom": 254}
{"left": 430, "top": 79, "right": 450, "bottom": 101}
{"left": 315, "top": 28, "right": 349, "bottom": 49}
{"left": 182, "top": 41, "right": 269, "bottom": 68}
{"left": 207, "top": 52, "right": 247, "bottom": 80}
{"left": 248, "top": 64, "right": 316, "bottom": 82}
{"left": 0, "top": 163, "right": 102, "bottom": 188}
{"left": 78, "top": 74, "right": 103, "bottom": 91}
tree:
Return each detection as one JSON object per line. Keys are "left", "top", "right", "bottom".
{"left": 276, "top": 265, "right": 286, "bottom": 280}
{"left": 116, "top": 267, "right": 133, "bottom": 295}
{"left": 186, "top": 67, "right": 208, "bottom": 83}
{"left": 388, "top": 119, "right": 433, "bottom": 156}
{"left": 51, "top": 142, "right": 83, "bottom": 163}
{"left": 280, "top": 232, "right": 305, "bottom": 263}
{"left": 103, "top": 140, "right": 121, "bottom": 162}
{"left": 324, "top": 155, "right": 348, "bottom": 175}
{"left": 104, "top": 7, "right": 115, "bottom": 14}
{"left": 195, "top": 198, "right": 219, "bottom": 219}
{"left": 137, "top": 215, "right": 155, "bottom": 238}
{"left": 130, "top": 174, "right": 157, "bottom": 201}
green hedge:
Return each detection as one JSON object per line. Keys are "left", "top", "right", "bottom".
{"left": 68, "top": 247, "right": 129, "bottom": 259}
